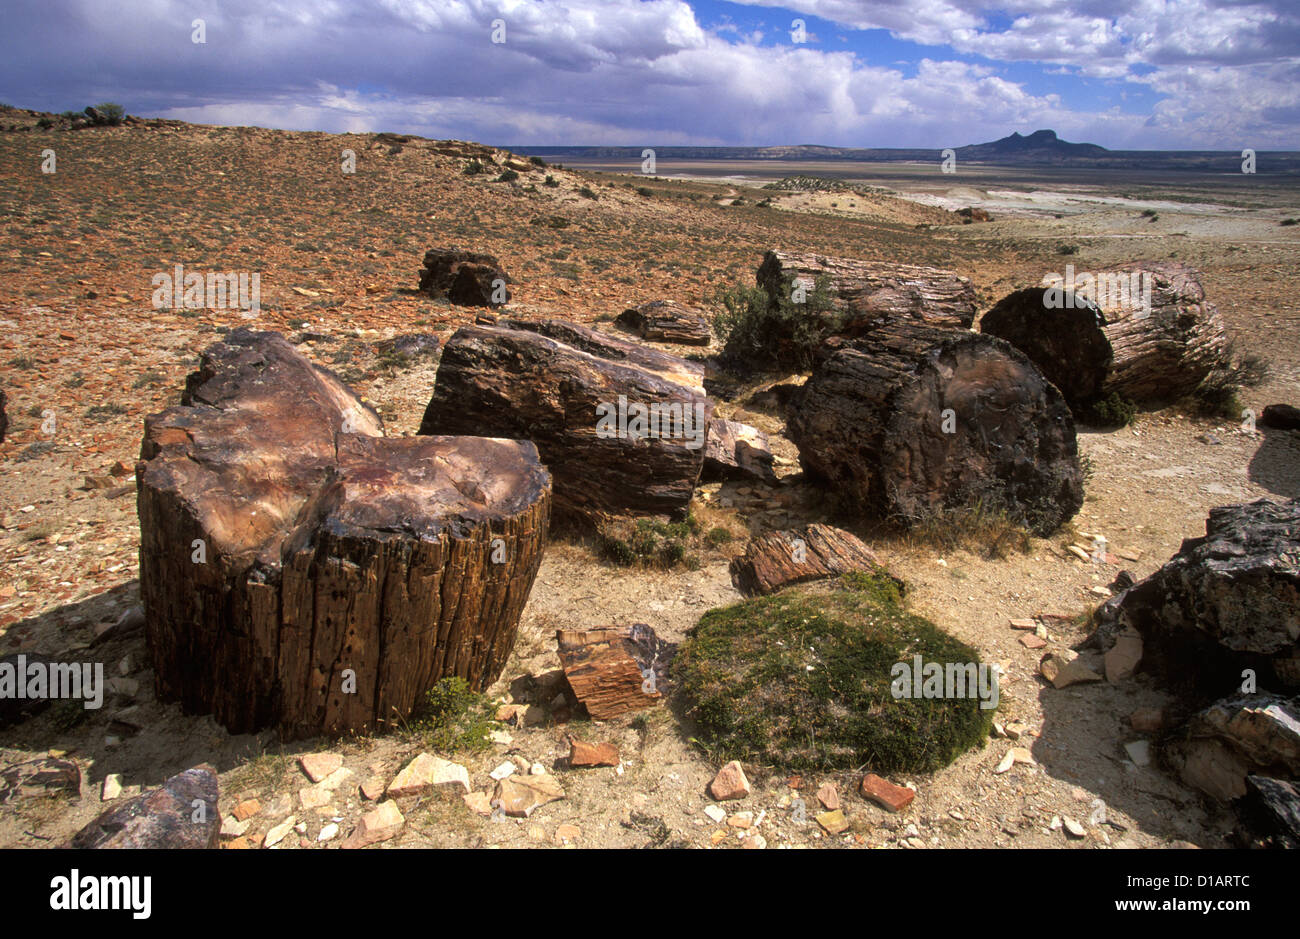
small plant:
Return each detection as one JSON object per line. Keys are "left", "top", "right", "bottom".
{"left": 705, "top": 527, "right": 733, "bottom": 547}
{"left": 1080, "top": 391, "right": 1138, "bottom": 427}
{"left": 406, "top": 676, "right": 495, "bottom": 754}
{"left": 85, "top": 403, "right": 128, "bottom": 422}
{"left": 463, "top": 160, "right": 485, "bottom": 176}
{"left": 636, "top": 187, "right": 653, "bottom": 197}
{"left": 87, "top": 103, "right": 124, "bottom": 125}
{"left": 1281, "top": 218, "right": 1298, "bottom": 226}
{"left": 597, "top": 515, "right": 703, "bottom": 568}
{"left": 543, "top": 175, "right": 560, "bottom": 188}
{"left": 495, "top": 169, "right": 519, "bottom": 183}
{"left": 712, "top": 273, "right": 841, "bottom": 372}
{"left": 1057, "top": 244, "right": 1079, "bottom": 256}
{"left": 578, "top": 186, "right": 598, "bottom": 200}
{"left": 529, "top": 155, "right": 546, "bottom": 167}
{"left": 37, "top": 117, "right": 53, "bottom": 129}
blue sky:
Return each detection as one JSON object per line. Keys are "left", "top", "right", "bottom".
{"left": 0, "top": 0, "right": 1296, "bottom": 149}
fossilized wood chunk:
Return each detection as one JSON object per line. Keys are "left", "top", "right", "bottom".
{"left": 756, "top": 250, "right": 977, "bottom": 331}
{"left": 138, "top": 329, "right": 550, "bottom": 738}
{"left": 420, "top": 319, "right": 713, "bottom": 523}
{"left": 785, "top": 324, "right": 1083, "bottom": 535}
{"left": 616, "top": 300, "right": 712, "bottom": 346}
{"left": 703, "top": 418, "right": 776, "bottom": 483}
{"left": 1089, "top": 498, "right": 1300, "bottom": 693}
{"left": 418, "top": 247, "right": 511, "bottom": 306}
{"left": 980, "top": 262, "right": 1230, "bottom": 411}
{"left": 729, "top": 524, "right": 893, "bottom": 595}
{"left": 556, "top": 624, "right": 674, "bottom": 719}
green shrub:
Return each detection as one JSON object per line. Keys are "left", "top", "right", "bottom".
{"left": 463, "top": 160, "right": 485, "bottom": 176}
{"left": 636, "top": 187, "right": 653, "bottom": 197}
{"left": 578, "top": 186, "right": 597, "bottom": 200}
{"left": 37, "top": 117, "right": 53, "bottom": 129}
{"left": 90, "top": 102, "right": 125, "bottom": 125}
{"left": 712, "top": 273, "right": 841, "bottom": 372}
{"left": 677, "top": 574, "right": 994, "bottom": 773}
{"left": 1080, "top": 391, "right": 1137, "bottom": 427}
{"left": 543, "top": 175, "right": 560, "bottom": 188}
{"left": 495, "top": 169, "right": 519, "bottom": 183}
{"left": 1057, "top": 244, "right": 1079, "bottom": 256}
{"left": 597, "top": 515, "right": 704, "bottom": 568}
{"left": 407, "top": 677, "right": 494, "bottom": 753}
{"left": 1281, "top": 218, "right": 1299, "bottom": 226}
{"left": 705, "top": 527, "right": 733, "bottom": 546}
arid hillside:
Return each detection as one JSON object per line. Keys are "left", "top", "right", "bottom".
{"left": 0, "top": 108, "right": 1297, "bottom": 850}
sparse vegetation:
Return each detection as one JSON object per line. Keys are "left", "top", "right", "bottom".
{"left": 597, "top": 514, "right": 707, "bottom": 569}
{"left": 578, "top": 186, "right": 598, "bottom": 200}
{"left": 1080, "top": 391, "right": 1138, "bottom": 427}
{"left": 711, "top": 273, "right": 840, "bottom": 371}
{"left": 463, "top": 159, "right": 485, "bottom": 176}
{"left": 406, "top": 676, "right": 495, "bottom": 754}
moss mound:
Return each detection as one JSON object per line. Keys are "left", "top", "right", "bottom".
{"left": 677, "top": 573, "right": 994, "bottom": 773}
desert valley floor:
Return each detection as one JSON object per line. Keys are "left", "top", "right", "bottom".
{"left": 0, "top": 110, "right": 1297, "bottom": 849}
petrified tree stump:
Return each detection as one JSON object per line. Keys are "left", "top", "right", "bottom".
{"left": 786, "top": 324, "right": 1083, "bottom": 535}
{"left": 1089, "top": 498, "right": 1300, "bottom": 694}
{"left": 418, "top": 247, "right": 511, "bottom": 307}
{"left": 419, "top": 319, "right": 713, "bottom": 523}
{"left": 979, "top": 262, "right": 1230, "bottom": 410}
{"left": 730, "top": 523, "right": 896, "bottom": 596}
{"left": 138, "top": 329, "right": 550, "bottom": 738}
{"left": 756, "top": 250, "right": 977, "bottom": 332}
{"left": 616, "top": 300, "right": 712, "bottom": 346}
{"left": 556, "top": 624, "right": 673, "bottom": 719}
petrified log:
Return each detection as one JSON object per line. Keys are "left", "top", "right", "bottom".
{"left": 68, "top": 765, "right": 219, "bottom": 848}
{"left": 1162, "top": 693, "right": 1300, "bottom": 801}
{"left": 979, "top": 262, "right": 1230, "bottom": 411}
{"left": 418, "top": 247, "right": 511, "bottom": 306}
{"left": 1262, "top": 404, "right": 1300, "bottom": 431}
{"left": 616, "top": 300, "right": 712, "bottom": 346}
{"left": 785, "top": 324, "right": 1083, "bottom": 535}
{"left": 729, "top": 523, "right": 894, "bottom": 596}
{"left": 1245, "top": 775, "right": 1300, "bottom": 847}
{"left": 1089, "top": 498, "right": 1300, "bottom": 694}
{"left": 138, "top": 329, "right": 550, "bottom": 738}
{"left": 756, "top": 250, "right": 977, "bottom": 332}
{"left": 556, "top": 624, "right": 674, "bottom": 719}
{"left": 703, "top": 418, "right": 776, "bottom": 483}
{"left": 419, "top": 319, "right": 713, "bottom": 523}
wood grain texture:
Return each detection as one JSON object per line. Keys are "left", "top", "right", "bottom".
{"left": 730, "top": 523, "right": 892, "bottom": 595}
{"left": 138, "top": 329, "right": 550, "bottom": 738}
{"left": 419, "top": 319, "right": 713, "bottom": 524}
{"left": 786, "top": 323, "right": 1083, "bottom": 536}
{"left": 757, "top": 249, "right": 977, "bottom": 331}
{"left": 980, "top": 262, "right": 1230, "bottom": 409}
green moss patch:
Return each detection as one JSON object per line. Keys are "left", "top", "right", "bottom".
{"left": 677, "top": 574, "right": 993, "bottom": 774}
